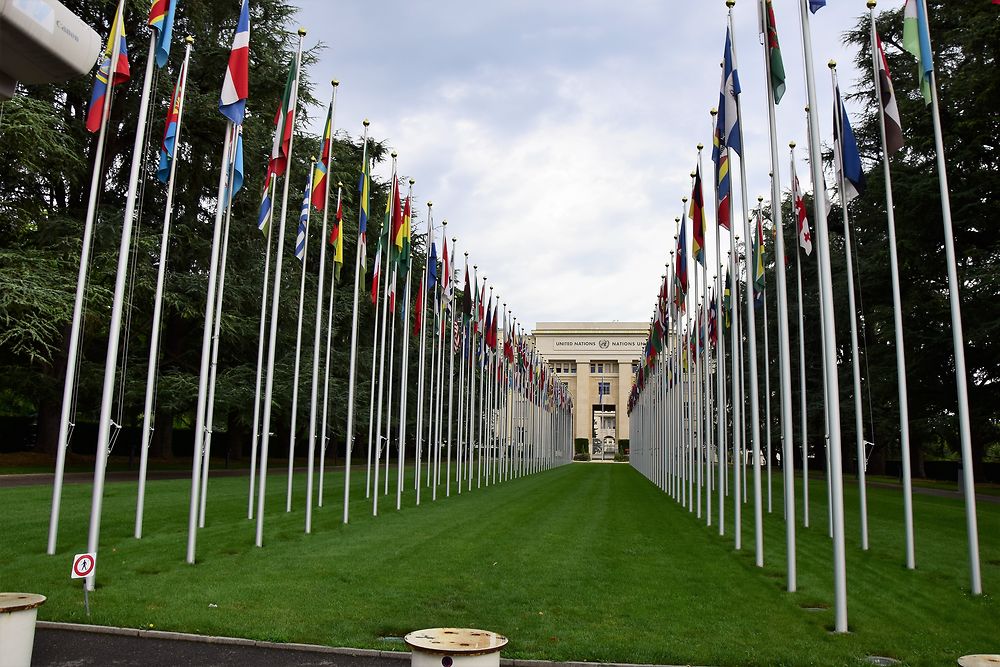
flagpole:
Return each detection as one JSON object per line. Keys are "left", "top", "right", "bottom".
{"left": 136, "top": 39, "right": 193, "bottom": 540}
{"left": 830, "top": 63, "right": 870, "bottom": 552}
{"left": 372, "top": 156, "right": 398, "bottom": 515}
{"left": 319, "top": 182, "right": 343, "bottom": 508}
{"left": 255, "top": 29, "right": 306, "bottom": 546}
{"left": 445, "top": 241, "right": 459, "bottom": 497}
{"left": 869, "top": 1, "right": 914, "bottom": 569}
{"left": 758, "top": 205, "right": 773, "bottom": 515}
{"left": 48, "top": 0, "right": 128, "bottom": 556}
{"left": 414, "top": 202, "right": 433, "bottom": 505}
{"left": 306, "top": 83, "right": 338, "bottom": 527}
{"left": 342, "top": 119, "right": 371, "bottom": 525}
{"left": 790, "top": 143, "right": 809, "bottom": 529}
{"left": 396, "top": 179, "right": 416, "bottom": 511}
{"left": 249, "top": 178, "right": 276, "bottom": 520}
{"left": 199, "top": 125, "right": 241, "bottom": 528}
{"left": 796, "top": 0, "right": 848, "bottom": 632}
{"left": 86, "top": 8, "right": 159, "bottom": 587}
{"left": 726, "top": 2, "right": 763, "bottom": 567}
{"left": 918, "top": 0, "right": 981, "bottom": 594}
{"left": 709, "top": 111, "right": 728, "bottom": 536}
{"left": 758, "top": 0, "right": 797, "bottom": 583}
{"left": 383, "top": 261, "right": 398, "bottom": 500}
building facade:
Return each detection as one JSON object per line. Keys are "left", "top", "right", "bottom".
{"left": 531, "top": 322, "right": 647, "bottom": 459}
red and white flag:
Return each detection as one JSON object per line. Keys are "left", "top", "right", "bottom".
{"left": 790, "top": 156, "right": 812, "bottom": 256}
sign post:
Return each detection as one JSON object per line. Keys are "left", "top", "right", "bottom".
{"left": 71, "top": 552, "right": 96, "bottom": 616}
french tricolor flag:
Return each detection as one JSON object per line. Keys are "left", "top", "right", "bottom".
{"left": 219, "top": 0, "right": 249, "bottom": 125}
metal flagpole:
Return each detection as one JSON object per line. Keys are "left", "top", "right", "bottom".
{"left": 186, "top": 115, "right": 234, "bottom": 561}
{"left": 396, "top": 179, "right": 416, "bottom": 511}
{"left": 372, "top": 156, "right": 398, "bottom": 512}
{"left": 319, "top": 182, "right": 343, "bottom": 508}
{"left": 414, "top": 203, "right": 434, "bottom": 504}
{"left": 342, "top": 119, "right": 371, "bottom": 524}
{"left": 136, "top": 40, "right": 193, "bottom": 539}
{"left": 382, "top": 264, "right": 398, "bottom": 503}
{"left": 869, "top": 2, "right": 914, "bottom": 568}
{"left": 797, "top": 0, "right": 848, "bottom": 632}
{"left": 759, "top": 206, "right": 773, "bottom": 515}
{"left": 255, "top": 29, "right": 306, "bottom": 547}
{"left": 727, "top": 3, "right": 763, "bottom": 568}
{"left": 445, "top": 242, "right": 459, "bottom": 497}
{"left": 48, "top": 0, "right": 130, "bottom": 555}
{"left": 831, "top": 64, "right": 869, "bottom": 551}
{"left": 307, "top": 83, "right": 338, "bottom": 526}
{"left": 791, "top": 144, "right": 809, "bottom": 529}
{"left": 918, "top": 0, "right": 981, "bottom": 594}
{"left": 758, "top": 0, "right": 796, "bottom": 590}
{"left": 86, "top": 11, "right": 159, "bottom": 587}
{"left": 249, "top": 180, "right": 275, "bottom": 519}
{"left": 200, "top": 126, "right": 241, "bottom": 528}
{"left": 709, "top": 111, "right": 728, "bottom": 536}
{"left": 285, "top": 159, "right": 314, "bottom": 514}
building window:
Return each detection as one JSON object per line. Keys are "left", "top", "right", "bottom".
{"left": 590, "top": 363, "right": 595, "bottom": 374}
{"left": 597, "top": 381, "right": 611, "bottom": 397}
{"left": 632, "top": 360, "right": 640, "bottom": 375}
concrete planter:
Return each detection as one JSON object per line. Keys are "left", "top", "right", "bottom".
{"left": 0, "top": 593, "right": 46, "bottom": 667}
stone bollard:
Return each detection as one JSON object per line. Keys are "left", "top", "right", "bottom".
{"left": 0, "top": 593, "right": 46, "bottom": 667}
{"left": 404, "top": 628, "right": 507, "bottom": 667}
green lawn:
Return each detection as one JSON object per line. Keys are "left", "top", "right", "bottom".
{"left": 0, "top": 463, "right": 996, "bottom": 666}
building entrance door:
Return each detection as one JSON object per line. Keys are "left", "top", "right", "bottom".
{"left": 591, "top": 406, "right": 617, "bottom": 460}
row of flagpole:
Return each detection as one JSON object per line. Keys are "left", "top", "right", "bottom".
{"left": 45, "top": 0, "right": 574, "bottom": 593}
{"left": 627, "top": 0, "right": 982, "bottom": 635}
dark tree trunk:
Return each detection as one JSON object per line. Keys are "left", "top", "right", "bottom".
{"left": 36, "top": 398, "right": 61, "bottom": 455}
{"left": 150, "top": 408, "right": 174, "bottom": 460}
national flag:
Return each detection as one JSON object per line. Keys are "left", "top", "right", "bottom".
{"left": 690, "top": 163, "right": 706, "bottom": 266}
{"left": 675, "top": 215, "right": 688, "bottom": 312}
{"left": 397, "top": 195, "right": 412, "bottom": 272}
{"left": 390, "top": 179, "right": 404, "bottom": 262}
{"left": 370, "top": 243, "right": 382, "bottom": 306}
{"left": 156, "top": 58, "right": 185, "bottom": 183}
{"left": 378, "top": 182, "right": 393, "bottom": 311}
{"left": 148, "top": 0, "right": 175, "bottom": 69}
{"left": 709, "top": 296, "right": 718, "bottom": 346}
{"left": 476, "top": 278, "right": 485, "bottom": 335}
{"left": 219, "top": 0, "right": 250, "bottom": 125}
{"left": 357, "top": 154, "right": 370, "bottom": 277}
{"left": 295, "top": 171, "right": 311, "bottom": 262}
{"left": 257, "top": 172, "right": 273, "bottom": 235}
{"left": 311, "top": 103, "right": 333, "bottom": 210}
{"left": 427, "top": 235, "right": 438, "bottom": 308}
{"left": 462, "top": 259, "right": 472, "bottom": 324}
{"left": 790, "top": 157, "right": 812, "bottom": 255}
{"left": 833, "top": 82, "right": 866, "bottom": 203}
{"left": 763, "top": 0, "right": 786, "bottom": 104}
{"left": 752, "top": 210, "right": 766, "bottom": 307}
{"left": 875, "top": 29, "right": 904, "bottom": 153}
{"left": 413, "top": 271, "right": 424, "bottom": 336}
{"left": 230, "top": 130, "right": 244, "bottom": 197}
{"left": 269, "top": 56, "right": 299, "bottom": 178}
{"left": 330, "top": 192, "right": 344, "bottom": 280}
{"left": 903, "top": 0, "right": 933, "bottom": 105}
{"left": 85, "top": 0, "right": 130, "bottom": 133}
{"left": 716, "top": 27, "right": 742, "bottom": 157}
{"left": 809, "top": 0, "right": 826, "bottom": 14}
{"left": 441, "top": 237, "right": 452, "bottom": 307}
{"left": 722, "top": 271, "right": 732, "bottom": 330}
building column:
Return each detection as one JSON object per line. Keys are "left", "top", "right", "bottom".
{"left": 575, "top": 359, "right": 591, "bottom": 448}
{"left": 617, "top": 361, "right": 631, "bottom": 445}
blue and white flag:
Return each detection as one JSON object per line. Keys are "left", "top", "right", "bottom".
{"left": 295, "top": 174, "right": 311, "bottom": 261}
{"left": 833, "top": 83, "right": 865, "bottom": 203}
{"left": 809, "top": 0, "right": 826, "bottom": 13}
{"left": 716, "top": 27, "right": 742, "bottom": 157}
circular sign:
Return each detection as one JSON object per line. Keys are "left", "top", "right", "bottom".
{"left": 599, "top": 339, "right": 610, "bottom": 349}
{"left": 71, "top": 553, "right": 96, "bottom": 579}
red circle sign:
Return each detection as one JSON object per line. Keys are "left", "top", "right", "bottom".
{"left": 72, "top": 554, "right": 94, "bottom": 578}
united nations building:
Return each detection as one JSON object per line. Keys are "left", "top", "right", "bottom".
{"left": 531, "top": 322, "right": 647, "bottom": 459}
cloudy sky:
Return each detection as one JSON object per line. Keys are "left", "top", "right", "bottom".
{"left": 293, "top": 0, "right": 882, "bottom": 330}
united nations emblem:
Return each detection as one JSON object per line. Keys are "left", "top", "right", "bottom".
{"left": 599, "top": 339, "right": 610, "bottom": 349}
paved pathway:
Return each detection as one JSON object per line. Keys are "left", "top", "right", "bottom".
{"left": 31, "top": 622, "right": 697, "bottom": 667}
